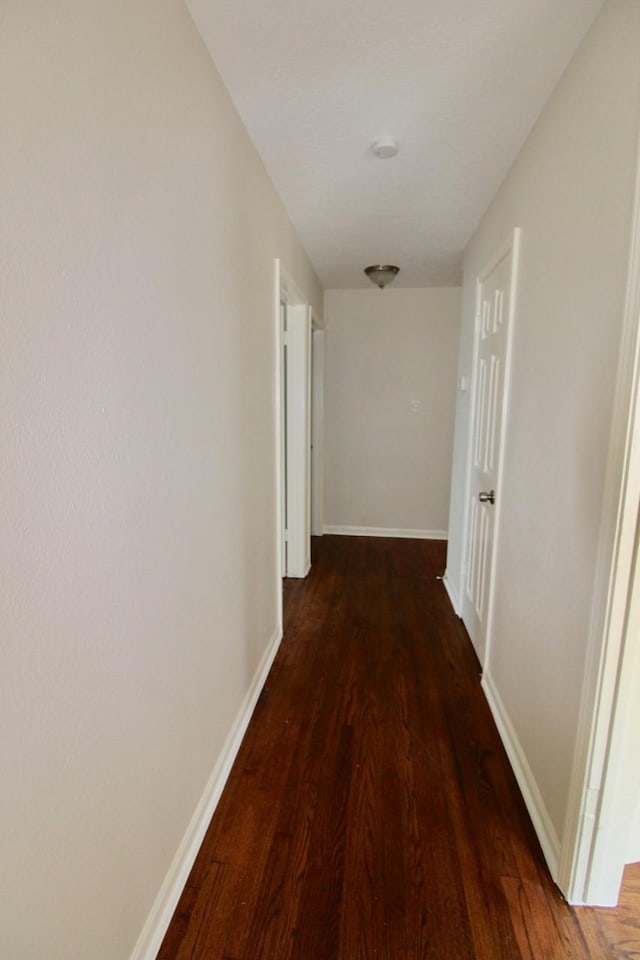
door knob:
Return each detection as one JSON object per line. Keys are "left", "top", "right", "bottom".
{"left": 479, "top": 490, "right": 495, "bottom": 504}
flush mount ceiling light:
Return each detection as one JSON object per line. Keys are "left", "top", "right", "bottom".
{"left": 371, "top": 138, "right": 399, "bottom": 159}
{"left": 364, "top": 265, "right": 400, "bottom": 289}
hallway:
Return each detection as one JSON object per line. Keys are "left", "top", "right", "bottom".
{"left": 158, "top": 536, "right": 639, "bottom": 960}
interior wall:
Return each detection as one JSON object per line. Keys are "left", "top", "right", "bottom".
{"left": 446, "top": 0, "right": 640, "bottom": 850}
{"left": 0, "top": 2, "right": 321, "bottom": 958}
{"left": 323, "top": 288, "right": 461, "bottom": 536}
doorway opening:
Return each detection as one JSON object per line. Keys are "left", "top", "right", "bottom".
{"left": 275, "top": 261, "right": 324, "bottom": 626}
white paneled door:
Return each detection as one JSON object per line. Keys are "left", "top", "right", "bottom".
{"left": 462, "top": 231, "right": 519, "bottom": 665}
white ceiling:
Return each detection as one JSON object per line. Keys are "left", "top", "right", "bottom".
{"left": 187, "top": 0, "right": 603, "bottom": 289}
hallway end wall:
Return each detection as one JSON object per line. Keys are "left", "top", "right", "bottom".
{"left": 323, "top": 288, "right": 461, "bottom": 538}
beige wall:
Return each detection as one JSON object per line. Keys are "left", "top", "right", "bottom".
{"left": 446, "top": 0, "right": 640, "bottom": 849}
{"left": 324, "top": 288, "right": 461, "bottom": 535}
{"left": 0, "top": 2, "right": 320, "bottom": 957}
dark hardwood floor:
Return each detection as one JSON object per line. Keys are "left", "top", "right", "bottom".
{"left": 158, "top": 535, "right": 640, "bottom": 959}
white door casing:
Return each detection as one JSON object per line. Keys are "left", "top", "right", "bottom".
{"left": 311, "top": 328, "right": 325, "bottom": 537}
{"left": 285, "top": 303, "right": 312, "bottom": 578}
{"left": 462, "top": 229, "right": 520, "bottom": 666}
{"left": 280, "top": 299, "right": 288, "bottom": 576}
{"left": 275, "top": 260, "right": 314, "bottom": 609}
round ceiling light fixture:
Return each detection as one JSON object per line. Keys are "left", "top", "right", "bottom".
{"left": 371, "top": 138, "right": 399, "bottom": 160}
{"left": 364, "top": 265, "right": 400, "bottom": 289}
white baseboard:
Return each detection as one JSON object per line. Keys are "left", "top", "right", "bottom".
{"left": 442, "top": 572, "right": 461, "bottom": 616}
{"left": 482, "top": 669, "right": 561, "bottom": 879}
{"left": 323, "top": 525, "right": 448, "bottom": 541}
{"left": 130, "top": 625, "right": 283, "bottom": 960}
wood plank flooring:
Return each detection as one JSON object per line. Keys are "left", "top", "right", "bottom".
{"left": 158, "top": 535, "right": 640, "bottom": 960}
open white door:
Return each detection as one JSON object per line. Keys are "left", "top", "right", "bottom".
{"left": 462, "top": 230, "right": 520, "bottom": 665}
{"left": 285, "top": 304, "right": 312, "bottom": 577}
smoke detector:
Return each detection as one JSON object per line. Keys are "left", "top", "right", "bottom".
{"left": 371, "top": 138, "right": 399, "bottom": 160}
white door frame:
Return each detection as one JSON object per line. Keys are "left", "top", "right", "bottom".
{"left": 558, "top": 132, "right": 640, "bottom": 905}
{"left": 459, "top": 228, "right": 520, "bottom": 670}
{"left": 311, "top": 326, "right": 325, "bottom": 537}
{"left": 275, "top": 261, "right": 305, "bottom": 626}
{"left": 285, "top": 303, "right": 312, "bottom": 578}
{"left": 274, "top": 260, "right": 315, "bottom": 611}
